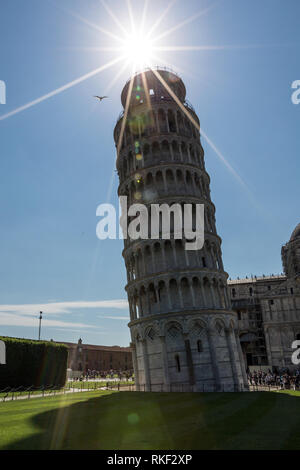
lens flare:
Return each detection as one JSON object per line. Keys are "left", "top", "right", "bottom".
{"left": 122, "top": 33, "right": 154, "bottom": 69}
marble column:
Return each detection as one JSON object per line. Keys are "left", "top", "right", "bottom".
{"left": 207, "top": 327, "right": 221, "bottom": 391}
{"left": 131, "top": 342, "right": 140, "bottom": 391}
{"left": 225, "top": 328, "right": 239, "bottom": 390}
{"left": 141, "top": 339, "right": 151, "bottom": 391}
{"left": 234, "top": 329, "right": 248, "bottom": 388}
{"left": 160, "top": 335, "right": 170, "bottom": 391}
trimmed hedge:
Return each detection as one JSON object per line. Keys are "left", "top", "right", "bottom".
{"left": 0, "top": 337, "right": 68, "bottom": 388}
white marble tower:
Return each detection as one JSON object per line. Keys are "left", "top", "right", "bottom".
{"left": 114, "top": 68, "right": 248, "bottom": 392}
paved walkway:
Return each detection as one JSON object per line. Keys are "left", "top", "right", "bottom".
{"left": 1, "top": 385, "right": 137, "bottom": 402}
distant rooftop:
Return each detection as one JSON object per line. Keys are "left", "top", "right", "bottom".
{"left": 228, "top": 274, "right": 286, "bottom": 285}
{"left": 57, "top": 341, "right": 131, "bottom": 352}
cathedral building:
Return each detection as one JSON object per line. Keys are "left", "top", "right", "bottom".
{"left": 114, "top": 68, "right": 248, "bottom": 392}
{"left": 229, "top": 223, "right": 300, "bottom": 371}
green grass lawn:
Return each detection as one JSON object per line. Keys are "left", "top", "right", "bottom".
{"left": 0, "top": 389, "right": 300, "bottom": 450}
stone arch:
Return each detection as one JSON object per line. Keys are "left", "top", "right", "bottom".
{"left": 186, "top": 118, "right": 192, "bottom": 137}
{"left": 148, "top": 282, "right": 158, "bottom": 314}
{"left": 214, "top": 318, "right": 226, "bottom": 336}
{"left": 172, "top": 140, "right": 180, "bottom": 161}
{"left": 165, "top": 168, "right": 175, "bottom": 191}
{"left": 158, "top": 108, "right": 168, "bottom": 133}
{"left": 131, "top": 328, "right": 141, "bottom": 343}
{"left": 144, "top": 244, "right": 153, "bottom": 274}
{"left": 177, "top": 111, "right": 184, "bottom": 133}
{"left": 168, "top": 109, "right": 177, "bottom": 133}
{"left": 154, "top": 241, "right": 164, "bottom": 272}
{"left": 139, "top": 285, "right": 148, "bottom": 316}
{"left": 229, "top": 319, "right": 236, "bottom": 331}
{"left": 129, "top": 115, "right": 140, "bottom": 139}
{"left": 190, "top": 317, "right": 207, "bottom": 333}
{"left": 164, "top": 240, "right": 174, "bottom": 269}
{"left": 146, "top": 110, "right": 156, "bottom": 135}
{"left": 144, "top": 323, "right": 159, "bottom": 341}
{"left": 185, "top": 170, "right": 192, "bottom": 188}
{"left": 169, "top": 278, "right": 180, "bottom": 309}
{"left": 180, "top": 277, "right": 193, "bottom": 308}
{"left": 204, "top": 240, "right": 213, "bottom": 268}
{"left": 203, "top": 276, "right": 213, "bottom": 307}
{"left": 194, "top": 173, "right": 201, "bottom": 196}
{"left": 181, "top": 141, "right": 188, "bottom": 162}
{"left": 152, "top": 141, "right": 160, "bottom": 161}
{"left": 176, "top": 169, "right": 185, "bottom": 191}
{"left": 218, "top": 279, "right": 227, "bottom": 308}
{"left": 175, "top": 239, "right": 186, "bottom": 268}
{"left": 129, "top": 252, "right": 136, "bottom": 280}
{"left": 161, "top": 139, "right": 170, "bottom": 158}
{"left": 175, "top": 354, "right": 181, "bottom": 372}
{"left": 158, "top": 279, "right": 168, "bottom": 311}
{"left": 165, "top": 320, "right": 183, "bottom": 337}
{"left": 211, "top": 278, "right": 220, "bottom": 307}
{"left": 189, "top": 144, "right": 196, "bottom": 162}
{"left": 133, "top": 289, "right": 140, "bottom": 319}
{"left": 139, "top": 113, "right": 146, "bottom": 137}
{"left": 136, "top": 248, "right": 143, "bottom": 277}
{"left": 192, "top": 276, "right": 202, "bottom": 307}
{"left": 146, "top": 172, "right": 154, "bottom": 186}
{"left": 146, "top": 326, "right": 156, "bottom": 341}
{"left": 196, "top": 150, "right": 201, "bottom": 167}
{"left": 155, "top": 170, "right": 164, "bottom": 193}
{"left": 143, "top": 143, "right": 150, "bottom": 165}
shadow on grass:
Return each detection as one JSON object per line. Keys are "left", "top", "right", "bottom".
{"left": 3, "top": 390, "right": 300, "bottom": 450}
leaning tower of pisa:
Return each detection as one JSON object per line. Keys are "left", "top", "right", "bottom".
{"left": 114, "top": 68, "right": 248, "bottom": 392}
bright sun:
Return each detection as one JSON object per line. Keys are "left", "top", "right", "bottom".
{"left": 121, "top": 33, "right": 154, "bottom": 69}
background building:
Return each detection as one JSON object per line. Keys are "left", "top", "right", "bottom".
{"left": 61, "top": 339, "right": 132, "bottom": 373}
{"left": 229, "top": 223, "right": 300, "bottom": 371}
{"left": 114, "top": 68, "right": 248, "bottom": 392}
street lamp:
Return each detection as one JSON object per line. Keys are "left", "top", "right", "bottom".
{"left": 38, "top": 311, "right": 43, "bottom": 340}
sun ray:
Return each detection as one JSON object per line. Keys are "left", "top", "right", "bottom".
{"left": 154, "top": 44, "right": 284, "bottom": 52}
{"left": 140, "top": 0, "right": 149, "bottom": 35}
{"left": 150, "top": 67, "right": 251, "bottom": 194}
{"left": 117, "top": 64, "right": 136, "bottom": 157}
{"left": 0, "top": 56, "right": 125, "bottom": 121}
{"left": 151, "top": 53, "right": 190, "bottom": 78}
{"left": 127, "top": 0, "right": 136, "bottom": 35}
{"left": 146, "top": 0, "right": 177, "bottom": 39}
{"left": 153, "top": 2, "right": 219, "bottom": 43}
{"left": 100, "top": 0, "right": 128, "bottom": 36}
{"left": 54, "top": 2, "right": 124, "bottom": 44}
{"left": 140, "top": 70, "right": 152, "bottom": 112}
{"left": 103, "top": 59, "right": 130, "bottom": 95}
{"left": 57, "top": 46, "right": 124, "bottom": 52}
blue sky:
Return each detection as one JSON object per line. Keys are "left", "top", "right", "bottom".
{"left": 0, "top": 0, "right": 299, "bottom": 346}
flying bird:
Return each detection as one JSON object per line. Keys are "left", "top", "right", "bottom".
{"left": 94, "top": 95, "right": 108, "bottom": 102}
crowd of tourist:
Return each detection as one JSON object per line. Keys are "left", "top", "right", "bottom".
{"left": 247, "top": 368, "right": 300, "bottom": 390}
{"left": 72, "top": 369, "right": 134, "bottom": 382}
